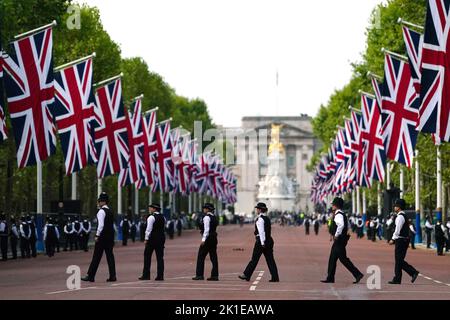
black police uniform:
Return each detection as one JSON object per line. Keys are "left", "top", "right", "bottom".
{"left": 242, "top": 214, "right": 279, "bottom": 281}
{"left": 141, "top": 210, "right": 166, "bottom": 280}
{"left": 19, "top": 221, "right": 31, "bottom": 258}
{"left": 28, "top": 218, "right": 37, "bottom": 258}
{"left": 44, "top": 221, "right": 59, "bottom": 257}
{"left": 85, "top": 203, "right": 116, "bottom": 281}
{"left": 10, "top": 221, "right": 19, "bottom": 259}
{"left": 323, "top": 209, "right": 363, "bottom": 283}
{"left": 121, "top": 218, "right": 130, "bottom": 246}
{"left": 73, "top": 219, "right": 82, "bottom": 250}
{"left": 194, "top": 212, "right": 219, "bottom": 279}
{"left": 0, "top": 218, "right": 8, "bottom": 261}
{"left": 390, "top": 211, "right": 419, "bottom": 284}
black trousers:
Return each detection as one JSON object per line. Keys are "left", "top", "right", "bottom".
{"left": 326, "top": 236, "right": 362, "bottom": 281}
{"left": 142, "top": 241, "right": 165, "bottom": 278}
{"left": 436, "top": 237, "right": 445, "bottom": 255}
{"left": 80, "top": 233, "right": 89, "bottom": 251}
{"left": 87, "top": 241, "right": 116, "bottom": 280}
{"left": 393, "top": 238, "right": 417, "bottom": 282}
{"left": 29, "top": 237, "right": 37, "bottom": 257}
{"left": 410, "top": 235, "right": 416, "bottom": 249}
{"left": 305, "top": 225, "right": 310, "bottom": 235}
{"left": 243, "top": 239, "right": 279, "bottom": 280}
{"left": 0, "top": 236, "right": 8, "bottom": 260}
{"left": 64, "top": 234, "right": 74, "bottom": 251}
{"left": 20, "top": 237, "right": 30, "bottom": 258}
{"left": 130, "top": 230, "right": 136, "bottom": 243}
{"left": 195, "top": 237, "right": 218, "bottom": 277}
{"left": 10, "top": 237, "right": 18, "bottom": 259}
{"left": 425, "top": 229, "right": 432, "bottom": 248}
{"left": 45, "top": 240, "right": 56, "bottom": 257}
{"left": 122, "top": 232, "right": 129, "bottom": 246}
{"left": 177, "top": 228, "right": 182, "bottom": 237}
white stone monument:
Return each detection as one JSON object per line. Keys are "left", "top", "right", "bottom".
{"left": 257, "top": 124, "right": 295, "bottom": 211}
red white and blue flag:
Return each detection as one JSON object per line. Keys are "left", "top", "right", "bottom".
{"left": 0, "top": 49, "right": 8, "bottom": 142}
{"left": 188, "top": 140, "right": 199, "bottom": 193}
{"left": 119, "top": 98, "right": 146, "bottom": 187}
{"left": 195, "top": 152, "right": 212, "bottom": 194}
{"left": 380, "top": 54, "right": 419, "bottom": 168}
{"left": 417, "top": 0, "right": 450, "bottom": 143}
{"left": 93, "top": 78, "right": 129, "bottom": 178}
{"left": 360, "top": 94, "right": 385, "bottom": 185}
{"left": 152, "top": 120, "right": 174, "bottom": 192}
{"left": 3, "top": 26, "right": 57, "bottom": 168}
{"left": 137, "top": 108, "right": 157, "bottom": 189}
{"left": 53, "top": 58, "right": 98, "bottom": 174}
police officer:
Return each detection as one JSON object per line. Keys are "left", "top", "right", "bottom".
{"left": 424, "top": 216, "right": 434, "bottom": 249}
{"left": 43, "top": 217, "right": 59, "bottom": 257}
{"left": 130, "top": 219, "right": 137, "bottom": 243}
{"left": 82, "top": 192, "right": 117, "bottom": 283}
{"left": 80, "top": 217, "right": 91, "bottom": 252}
{"left": 313, "top": 217, "right": 320, "bottom": 236}
{"left": 435, "top": 220, "right": 446, "bottom": 256}
{"left": 19, "top": 216, "right": 31, "bottom": 258}
{"left": 0, "top": 214, "right": 8, "bottom": 261}
{"left": 10, "top": 217, "right": 19, "bottom": 259}
{"left": 192, "top": 203, "right": 219, "bottom": 281}
{"left": 388, "top": 199, "right": 419, "bottom": 284}
{"left": 138, "top": 215, "right": 147, "bottom": 242}
{"left": 239, "top": 203, "right": 279, "bottom": 282}
{"left": 139, "top": 204, "right": 166, "bottom": 281}
{"left": 166, "top": 217, "right": 175, "bottom": 240}
{"left": 176, "top": 217, "right": 183, "bottom": 237}
{"left": 27, "top": 215, "right": 38, "bottom": 258}
{"left": 409, "top": 219, "right": 416, "bottom": 250}
{"left": 73, "top": 217, "right": 82, "bottom": 250}
{"left": 304, "top": 216, "right": 310, "bottom": 235}
{"left": 321, "top": 197, "right": 364, "bottom": 284}
{"left": 120, "top": 216, "right": 131, "bottom": 246}
{"left": 64, "top": 218, "right": 75, "bottom": 251}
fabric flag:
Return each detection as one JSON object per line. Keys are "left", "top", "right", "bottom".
{"left": 360, "top": 94, "right": 385, "bottom": 184}
{"left": 380, "top": 54, "right": 419, "bottom": 168}
{"left": 3, "top": 25, "right": 57, "bottom": 168}
{"left": 343, "top": 119, "right": 356, "bottom": 191}
{"left": 152, "top": 120, "right": 174, "bottom": 193}
{"left": 188, "top": 140, "right": 199, "bottom": 193}
{"left": 93, "top": 78, "right": 129, "bottom": 178}
{"left": 175, "top": 135, "right": 191, "bottom": 196}
{"left": 53, "top": 58, "right": 98, "bottom": 174}
{"left": 195, "top": 152, "right": 212, "bottom": 195}
{"left": 349, "top": 111, "right": 363, "bottom": 187}
{"left": 137, "top": 108, "right": 157, "bottom": 189}
{"left": 417, "top": 0, "right": 450, "bottom": 142}
{"left": 119, "top": 98, "right": 147, "bottom": 187}
{"left": 0, "top": 48, "right": 8, "bottom": 142}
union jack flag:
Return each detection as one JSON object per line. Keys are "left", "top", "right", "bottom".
{"left": 137, "top": 108, "right": 157, "bottom": 189}
{"left": 3, "top": 26, "right": 56, "bottom": 168}
{"left": 402, "top": 26, "right": 423, "bottom": 94}
{"left": 119, "top": 98, "right": 146, "bottom": 187}
{"left": 417, "top": 0, "right": 450, "bottom": 142}
{"left": 174, "top": 135, "right": 191, "bottom": 195}
{"left": 343, "top": 119, "right": 356, "bottom": 191}
{"left": 93, "top": 78, "right": 129, "bottom": 178}
{"left": 53, "top": 58, "right": 98, "bottom": 174}
{"left": 360, "top": 94, "right": 385, "bottom": 184}
{"left": 152, "top": 120, "right": 174, "bottom": 192}
{"left": 380, "top": 54, "right": 419, "bottom": 168}
{"left": 0, "top": 51, "right": 7, "bottom": 142}
{"left": 195, "top": 152, "right": 212, "bottom": 194}
{"left": 188, "top": 140, "right": 199, "bottom": 193}
{"left": 349, "top": 111, "right": 364, "bottom": 187}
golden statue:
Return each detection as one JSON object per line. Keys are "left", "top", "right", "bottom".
{"left": 268, "top": 124, "right": 285, "bottom": 155}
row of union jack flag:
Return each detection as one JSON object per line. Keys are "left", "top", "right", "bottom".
{"left": 311, "top": 0, "right": 450, "bottom": 205}
{"left": 0, "top": 23, "right": 237, "bottom": 204}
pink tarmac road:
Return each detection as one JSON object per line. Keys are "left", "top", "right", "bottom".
{"left": 0, "top": 224, "right": 449, "bottom": 300}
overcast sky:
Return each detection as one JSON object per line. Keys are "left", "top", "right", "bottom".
{"left": 81, "top": 0, "right": 384, "bottom": 127}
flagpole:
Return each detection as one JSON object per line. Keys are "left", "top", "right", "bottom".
{"left": 54, "top": 52, "right": 96, "bottom": 72}
{"left": 400, "top": 167, "right": 404, "bottom": 198}
{"left": 386, "top": 162, "right": 391, "bottom": 188}
{"left": 149, "top": 189, "right": 152, "bottom": 206}
{"left": 362, "top": 189, "right": 367, "bottom": 230}
{"left": 377, "top": 183, "right": 382, "bottom": 216}
{"left": 134, "top": 185, "right": 139, "bottom": 216}
{"left": 117, "top": 181, "right": 122, "bottom": 215}
{"left": 437, "top": 146, "right": 442, "bottom": 221}
{"left": 356, "top": 186, "right": 361, "bottom": 217}
{"left": 352, "top": 190, "right": 356, "bottom": 215}
{"left": 93, "top": 73, "right": 124, "bottom": 89}
{"left": 381, "top": 48, "right": 409, "bottom": 62}
{"left": 160, "top": 192, "right": 164, "bottom": 214}
{"left": 415, "top": 150, "right": 422, "bottom": 243}
{"left": 71, "top": 173, "right": 77, "bottom": 200}
{"left": 14, "top": 20, "right": 57, "bottom": 40}
{"left": 397, "top": 18, "right": 424, "bottom": 31}
{"left": 36, "top": 160, "right": 44, "bottom": 252}
{"left": 189, "top": 193, "right": 193, "bottom": 214}
{"left": 97, "top": 178, "right": 103, "bottom": 196}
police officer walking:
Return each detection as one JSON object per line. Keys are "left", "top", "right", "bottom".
{"left": 388, "top": 199, "right": 419, "bottom": 285}
{"left": 321, "top": 197, "right": 364, "bottom": 284}
{"left": 0, "top": 214, "right": 8, "bottom": 261}
{"left": 192, "top": 203, "right": 219, "bottom": 281}
{"left": 139, "top": 204, "right": 166, "bottom": 281}
{"left": 120, "top": 216, "right": 131, "bottom": 246}
{"left": 82, "top": 193, "right": 117, "bottom": 283}
{"left": 27, "top": 216, "right": 38, "bottom": 258}
{"left": 239, "top": 203, "right": 279, "bottom": 282}
{"left": 80, "top": 217, "right": 91, "bottom": 252}
{"left": 43, "top": 217, "right": 59, "bottom": 257}
{"left": 10, "top": 217, "right": 19, "bottom": 259}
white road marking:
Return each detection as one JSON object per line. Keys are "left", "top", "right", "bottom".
{"left": 419, "top": 274, "right": 450, "bottom": 287}
{"left": 248, "top": 271, "right": 264, "bottom": 291}
{"left": 249, "top": 286, "right": 257, "bottom": 291}
{"left": 46, "top": 287, "right": 97, "bottom": 295}
{"left": 256, "top": 277, "right": 262, "bottom": 281}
